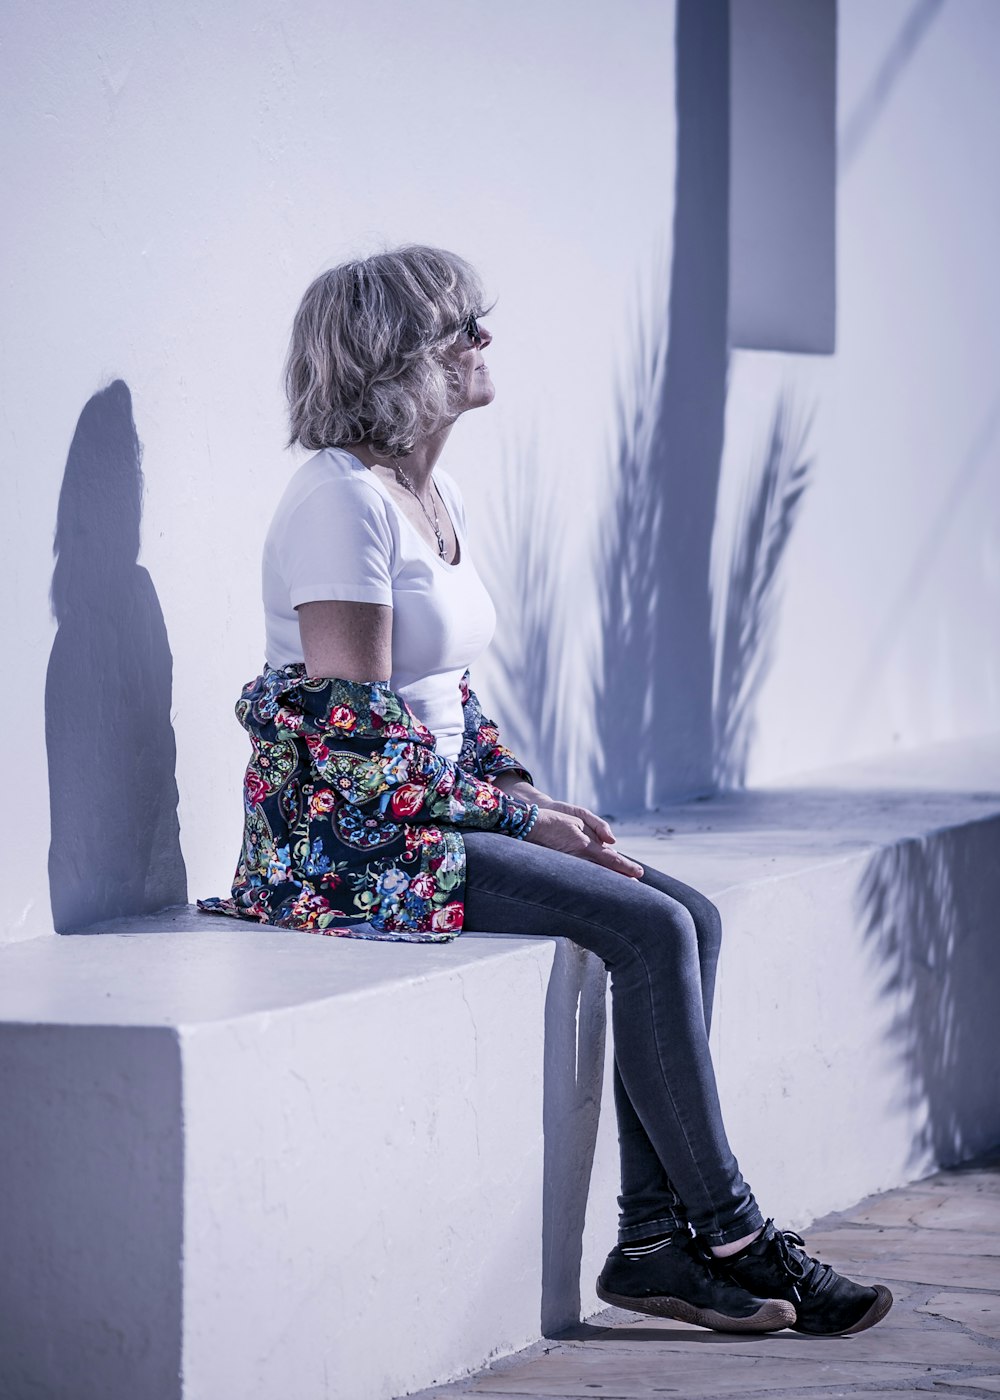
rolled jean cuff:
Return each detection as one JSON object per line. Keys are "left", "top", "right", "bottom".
{"left": 695, "top": 1200, "right": 765, "bottom": 1249}
{"left": 618, "top": 1215, "right": 687, "bottom": 1245}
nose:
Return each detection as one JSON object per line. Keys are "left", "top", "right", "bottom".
{"left": 476, "top": 321, "right": 493, "bottom": 349}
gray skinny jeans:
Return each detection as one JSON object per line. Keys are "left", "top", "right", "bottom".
{"left": 460, "top": 830, "right": 764, "bottom": 1247}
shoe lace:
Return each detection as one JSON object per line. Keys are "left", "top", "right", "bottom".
{"left": 692, "top": 1238, "right": 766, "bottom": 1297}
{"left": 767, "top": 1223, "right": 836, "bottom": 1302}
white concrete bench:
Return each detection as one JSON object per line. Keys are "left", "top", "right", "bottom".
{"left": 2, "top": 735, "right": 998, "bottom": 1400}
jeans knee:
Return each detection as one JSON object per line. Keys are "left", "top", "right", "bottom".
{"left": 630, "top": 898, "right": 701, "bottom": 976}
{"left": 694, "top": 897, "right": 723, "bottom": 960}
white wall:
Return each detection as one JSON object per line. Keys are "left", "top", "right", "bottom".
{"left": 2, "top": 0, "right": 999, "bottom": 942}
{"left": 720, "top": 0, "right": 1000, "bottom": 784}
{"left": 1, "top": 0, "right": 675, "bottom": 942}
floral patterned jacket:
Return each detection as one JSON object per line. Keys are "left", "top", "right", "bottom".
{"left": 196, "top": 662, "right": 538, "bottom": 942}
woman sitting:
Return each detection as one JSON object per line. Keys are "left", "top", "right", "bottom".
{"left": 199, "top": 244, "right": 892, "bottom": 1337}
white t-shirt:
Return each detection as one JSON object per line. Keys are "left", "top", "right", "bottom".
{"left": 261, "top": 447, "right": 498, "bottom": 762}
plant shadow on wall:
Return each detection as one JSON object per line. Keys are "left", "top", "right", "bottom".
{"left": 46, "top": 380, "right": 187, "bottom": 933}
{"left": 856, "top": 818, "right": 1000, "bottom": 1174}
{"left": 478, "top": 438, "right": 573, "bottom": 803}
{"left": 712, "top": 391, "right": 816, "bottom": 788}
{"left": 591, "top": 293, "right": 816, "bottom": 809}
{"left": 838, "top": 0, "right": 946, "bottom": 175}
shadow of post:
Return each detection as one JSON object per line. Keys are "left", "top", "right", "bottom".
{"left": 46, "top": 380, "right": 187, "bottom": 933}
{"left": 540, "top": 940, "right": 608, "bottom": 1336}
{"left": 594, "top": 0, "right": 731, "bottom": 812}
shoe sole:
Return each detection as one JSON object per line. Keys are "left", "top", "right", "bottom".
{"left": 595, "top": 1280, "right": 796, "bottom": 1333}
{"left": 793, "top": 1284, "right": 895, "bottom": 1336}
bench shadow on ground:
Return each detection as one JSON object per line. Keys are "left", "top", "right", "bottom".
{"left": 540, "top": 940, "right": 609, "bottom": 1335}
{"left": 555, "top": 1322, "right": 782, "bottom": 1346}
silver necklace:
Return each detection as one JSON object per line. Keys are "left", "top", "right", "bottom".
{"left": 391, "top": 464, "right": 448, "bottom": 558}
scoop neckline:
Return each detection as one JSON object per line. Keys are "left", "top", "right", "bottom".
{"left": 338, "top": 449, "right": 464, "bottom": 570}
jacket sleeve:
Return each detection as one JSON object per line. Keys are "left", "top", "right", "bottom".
{"left": 457, "top": 670, "right": 535, "bottom": 786}
{"left": 266, "top": 669, "right": 538, "bottom": 838}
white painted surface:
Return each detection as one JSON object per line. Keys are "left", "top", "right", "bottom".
{"left": 1, "top": 0, "right": 998, "bottom": 941}
{"left": 2, "top": 735, "right": 998, "bottom": 1397}
{"left": 180, "top": 947, "right": 556, "bottom": 1400}
{"left": 3, "top": 0, "right": 998, "bottom": 1389}
{"left": 720, "top": 0, "right": 1000, "bottom": 785}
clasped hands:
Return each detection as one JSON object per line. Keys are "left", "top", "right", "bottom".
{"left": 491, "top": 773, "right": 644, "bottom": 880}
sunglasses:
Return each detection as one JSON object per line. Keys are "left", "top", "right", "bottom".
{"left": 459, "top": 311, "right": 483, "bottom": 348}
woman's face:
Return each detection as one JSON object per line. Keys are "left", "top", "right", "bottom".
{"left": 446, "top": 316, "right": 495, "bottom": 415}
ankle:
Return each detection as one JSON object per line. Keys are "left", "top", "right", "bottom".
{"left": 710, "top": 1226, "right": 763, "bottom": 1259}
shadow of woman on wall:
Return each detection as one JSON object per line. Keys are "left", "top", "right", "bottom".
{"left": 46, "top": 379, "right": 187, "bottom": 932}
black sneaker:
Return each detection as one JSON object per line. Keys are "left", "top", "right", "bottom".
{"left": 596, "top": 1231, "right": 797, "bottom": 1333}
{"left": 719, "top": 1220, "right": 894, "bottom": 1335}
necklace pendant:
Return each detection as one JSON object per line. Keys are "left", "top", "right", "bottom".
{"left": 392, "top": 463, "right": 447, "bottom": 558}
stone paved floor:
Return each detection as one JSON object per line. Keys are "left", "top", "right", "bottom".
{"left": 406, "top": 1152, "right": 1000, "bottom": 1399}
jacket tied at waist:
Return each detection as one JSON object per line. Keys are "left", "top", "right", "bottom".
{"left": 197, "top": 662, "right": 537, "bottom": 942}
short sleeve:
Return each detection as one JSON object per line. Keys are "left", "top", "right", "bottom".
{"left": 277, "top": 477, "right": 394, "bottom": 609}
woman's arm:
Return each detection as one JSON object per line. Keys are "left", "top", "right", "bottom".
{"left": 298, "top": 598, "right": 393, "bottom": 682}
{"left": 491, "top": 771, "right": 644, "bottom": 878}
{"left": 294, "top": 599, "right": 536, "bottom": 837}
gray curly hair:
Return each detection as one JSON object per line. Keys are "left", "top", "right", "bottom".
{"left": 285, "top": 244, "right": 492, "bottom": 458}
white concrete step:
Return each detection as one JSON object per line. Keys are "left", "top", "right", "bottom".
{"left": 2, "top": 733, "right": 999, "bottom": 1400}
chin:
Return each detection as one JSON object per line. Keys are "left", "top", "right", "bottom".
{"left": 456, "top": 377, "right": 495, "bottom": 415}
{"left": 474, "top": 379, "right": 496, "bottom": 407}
